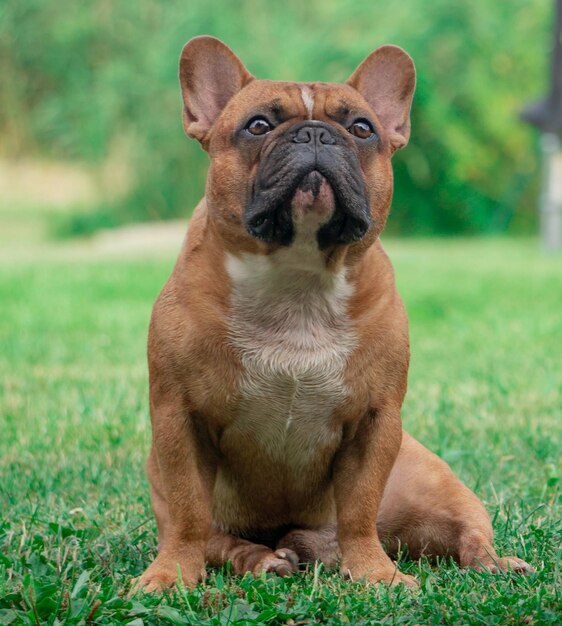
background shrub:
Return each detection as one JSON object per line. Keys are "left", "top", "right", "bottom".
{"left": 0, "top": 0, "right": 550, "bottom": 235}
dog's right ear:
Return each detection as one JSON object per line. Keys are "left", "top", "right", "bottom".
{"left": 179, "top": 36, "right": 253, "bottom": 145}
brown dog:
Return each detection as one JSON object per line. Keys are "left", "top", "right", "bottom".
{"left": 138, "top": 36, "right": 532, "bottom": 591}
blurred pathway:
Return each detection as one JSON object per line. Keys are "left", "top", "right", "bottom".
{"left": 0, "top": 220, "right": 187, "bottom": 263}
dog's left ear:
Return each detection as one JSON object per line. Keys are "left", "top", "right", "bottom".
{"left": 347, "top": 45, "right": 416, "bottom": 151}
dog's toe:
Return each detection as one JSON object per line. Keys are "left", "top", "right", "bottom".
{"left": 256, "top": 549, "right": 299, "bottom": 577}
{"left": 389, "top": 571, "right": 420, "bottom": 587}
{"left": 274, "top": 548, "right": 299, "bottom": 570}
{"left": 471, "top": 555, "right": 534, "bottom": 575}
{"left": 496, "top": 556, "right": 535, "bottom": 574}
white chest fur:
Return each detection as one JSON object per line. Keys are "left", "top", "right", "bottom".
{"left": 223, "top": 249, "right": 357, "bottom": 473}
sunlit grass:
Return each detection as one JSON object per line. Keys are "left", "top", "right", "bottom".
{"left": 0, "top": 237, "right": 560, "bottom": 624}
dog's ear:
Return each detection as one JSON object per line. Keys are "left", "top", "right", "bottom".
{"left": 179, "top": 36, "right": 253, "bottom": 144}
{"left": 347, "top": 45, "right": 416, "bottom": 151}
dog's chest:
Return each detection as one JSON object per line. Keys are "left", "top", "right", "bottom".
{"left": 223, "top": 253, "right": 356, "bottom": 471}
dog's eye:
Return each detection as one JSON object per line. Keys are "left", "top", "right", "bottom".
{"left": 245, "top": 117, "right": 273, "bottom": 136}
{"left": 348, "top": 119, "right": 375, "bottom": 139}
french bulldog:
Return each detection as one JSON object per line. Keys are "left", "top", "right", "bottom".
{"left": 137, "top": 36, "right": 532, "bottom": 591}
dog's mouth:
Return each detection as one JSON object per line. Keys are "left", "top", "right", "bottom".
{"left": 246, "top": 169, "right": 371, "bottom": 249}
{"left": 244, "top": 122, "right": 372, "bottom": 248}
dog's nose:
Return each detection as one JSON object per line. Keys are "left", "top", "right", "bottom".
{"left": 292, "top": 124, "right": 336, "bottom": 146}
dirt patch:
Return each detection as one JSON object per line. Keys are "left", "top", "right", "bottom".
{"left": 0, "top": 159, "right": 98, "bottom": 210}
{"left": 91, "top": 220, "right": 187, "bottom": 255}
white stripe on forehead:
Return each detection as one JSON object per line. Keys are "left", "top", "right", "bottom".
{"left": 300, "top": 86, "right": 315, "bottom": 119}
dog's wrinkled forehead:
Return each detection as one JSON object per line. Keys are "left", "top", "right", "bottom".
{"left": 221, "top": 80, "right": 378, "bottom": 134}
{"left": 231, "top": 81, "right": 373, "bottom": 121}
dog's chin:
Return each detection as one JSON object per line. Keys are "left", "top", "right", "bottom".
{"left": 291, "top": 172, "right": 336, "bottom": 226}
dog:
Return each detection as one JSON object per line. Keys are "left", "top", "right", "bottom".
{"left": 137, "top": 36, "right": 532, "bottom": 591}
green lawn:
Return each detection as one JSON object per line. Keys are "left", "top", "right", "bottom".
{"left": 0, "top": 237, "right": 560, "bottom": 625}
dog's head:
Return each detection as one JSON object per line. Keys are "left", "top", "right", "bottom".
{"left": 179, "top": 36, "right": 415, "bottom": 257}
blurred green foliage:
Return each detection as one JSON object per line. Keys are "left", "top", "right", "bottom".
{"left": 0, "top": 0, "right": 551, "bottom": 234}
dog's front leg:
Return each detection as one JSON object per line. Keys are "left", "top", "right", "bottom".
{"left": 137, "top": 394, "right": 215, "bottom": 592}
{"left": 334, "top": 402, "right": 418, "bottom": 587}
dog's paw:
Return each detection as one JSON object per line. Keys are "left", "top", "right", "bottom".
{"left": 365, "top": 569, "right": 419, "bottom": 588}
{"left": 132, "top": 556, "right": 203, "bottom": 593}
{"left": 386, "top": 571, "right": 420, "bottom": 587}
{"left": 254, "top": 548, "right": 299, "bottom": 577}
{"left": 472, "top": 555, "right": 534, "bottom": 575}
{"left": 342, "top": 562, "right": 419, "bottom": 587}
{"left": 131, "top": 571, "right": 174, "bottom": 594}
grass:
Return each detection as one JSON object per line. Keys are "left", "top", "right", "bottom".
{"left": 0, "top": 236, "right": 560, "bottom": 625}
